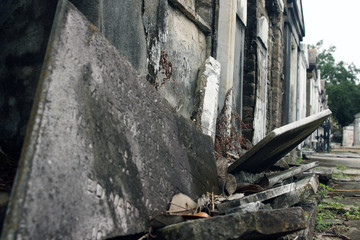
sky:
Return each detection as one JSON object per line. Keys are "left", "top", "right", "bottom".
{"left": 302, "top": 0, "right": 360, "bottom": 68}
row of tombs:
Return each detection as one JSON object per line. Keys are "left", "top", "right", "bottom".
{"left": 0, "top": 0, "right": 331, "bottom": 239}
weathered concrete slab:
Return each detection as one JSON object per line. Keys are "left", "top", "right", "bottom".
{"left": 271, "top": 175, "right": 319, "bottom": 209}
{"left": 217, "top": 183, "right": 295, "bottom": 213}
{"left": 267, "top": 162, "right": 318, "bottom": 187}
{"left": 2, "top": 1, "right": 218, "bottom": 239}
{"left": 155, "top": 207, "right": 306, "bottom": 240}
{"left": 229, "top": 109, "right": 332, "bottom": 174}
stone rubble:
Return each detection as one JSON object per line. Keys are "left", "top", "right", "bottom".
{"left": 150, "top": 162, "right": 321, "bottom": 240}
{"left": 144, "top": 159, "right": 324, "bottom": 239}
{"left": 145, "top": 111, "right": 333, "bottom": 240}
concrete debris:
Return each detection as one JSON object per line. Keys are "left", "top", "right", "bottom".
{"left": 271, "top": 175, "right": 319, "bottom": 209}
{"left": 149, "top": 153, "right": 321, "bottom": 239}
{"left": 155, "top": 207, "right": 306, "bottom": 240}
{"left": 217, "top": 183, "right": 296, "bottom": 213}
{"left": 267, "top": 161, "right": 319, "bottom": 187}
{"left": 223, "top": 201, "right": 271, "bottom": 215}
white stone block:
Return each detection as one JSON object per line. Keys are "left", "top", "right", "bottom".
{"left": 195, "top": 57, "right": 221, "bottom": 141}
{"left": 257, "top": 16, "right": 269, "bottom": 49}
{"left": 276, "top": 0, "right": 284, "bottom": 12}
{"left": 343, "top": 125, "right": 354, "bottom": 147}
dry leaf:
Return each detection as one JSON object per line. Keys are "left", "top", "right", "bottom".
{"left": 168, "top": 193, "right": 197, "bottom": 215}
{"left": 182, "top": 212, "right": 211, "bottom": 220}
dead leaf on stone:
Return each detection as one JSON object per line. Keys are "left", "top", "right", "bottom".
{"left": 168, "top": 193, "right": 197, "bottom": 215}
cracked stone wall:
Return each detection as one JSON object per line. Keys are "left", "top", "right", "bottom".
{"left": 0, "top": 0, "right": 214, "bottom": 159}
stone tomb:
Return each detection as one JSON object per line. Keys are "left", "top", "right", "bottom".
{"left": 2, "top": 1, "right": 218, "bottom": 239}
{"left": 229, "top": 109, "right": 332, "bottom": 174}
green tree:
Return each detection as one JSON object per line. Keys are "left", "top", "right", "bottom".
{"left": 311, "top": 41, "right": 360, "bottom": 127}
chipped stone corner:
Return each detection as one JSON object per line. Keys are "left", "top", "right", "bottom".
{"left": 193, "top": 56, "right": 221, "bottom": 141}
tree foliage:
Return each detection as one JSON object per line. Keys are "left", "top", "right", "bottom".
{"left": 311, "top": 40, "right": 360, "bottom": 127}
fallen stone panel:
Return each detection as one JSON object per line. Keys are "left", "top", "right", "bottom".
{"left": 229, "top": 109, "right": 332, "bottom": 174}
{"left": 155, "top": 207, "right": 306, "bottom": 240}
{"left": 217, "top": 183, "right": 295, "bottom": 213}
{"left": 267, "top": 161, "right": 318, "bottom": 187}
{"left": 271, "top": 175, "right": 319, "bottom": 209}
{"left": 1, "top": 1, "right": 218, "bottom": 239}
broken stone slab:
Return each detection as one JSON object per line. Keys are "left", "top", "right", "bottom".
{"left": 193, "top": 56, "right": 221, "bottom": 141}
{"left": 224, "top": 201, "right": 272, "bottom": 215}
{"left": 235, "top": 170, "right": 264, "bottom": 184}
{"left": 280, "top": 196, "right": 318, "bottom": 240}
{"left": 306, "top": 167, "right": 334, "bottom": 185}
{"left": 1, "top": 1, "right": 218, "bottom": 239}
{"left": 155, "top": 207, "right": 306, "bottom": 240}
{"left": 217, "top": 182, "right": 295, "bottom": 213}
{"left": 228, "top": 109, "right": 332, "bottom": 174}
{"left": 267, "top": 161, "right": 319, "bottom": 187}
{"left": 271, "top": 175, "right": 319, "bottom": 209}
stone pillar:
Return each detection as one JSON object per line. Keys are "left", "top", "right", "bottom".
{"left": 354, "top": 113, "right": 360, "bottom": 146}
{"left": 342, "top": 125, "right": 354, "bottom": 147}
{"left": 194, "top": 57, "right": 221, "bottom": 141}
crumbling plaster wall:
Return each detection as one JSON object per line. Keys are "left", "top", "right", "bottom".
{"left": 73, "top": 0, "right": 214, "bottom": 119}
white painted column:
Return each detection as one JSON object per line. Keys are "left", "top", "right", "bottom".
{"left": 216, "top": 0, "right": 237, "bottom": 115}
